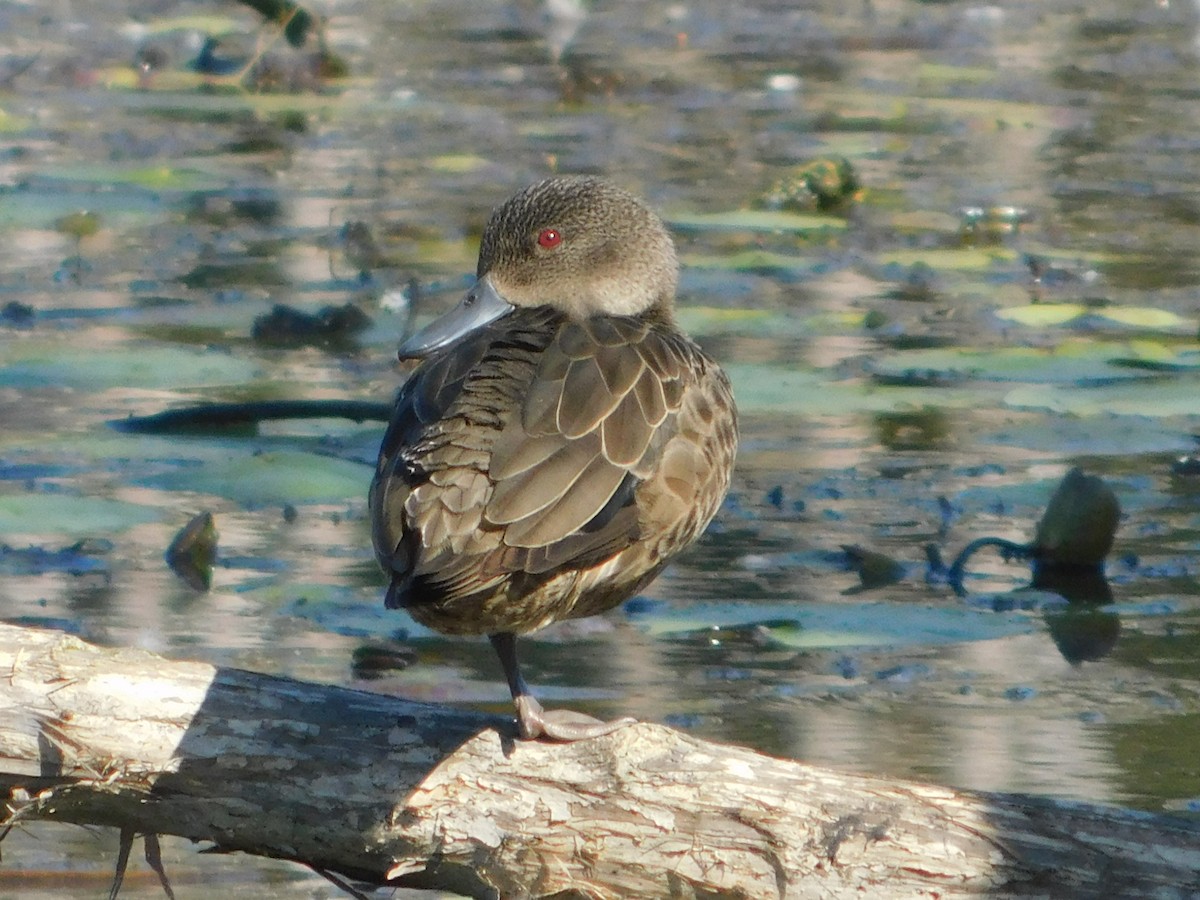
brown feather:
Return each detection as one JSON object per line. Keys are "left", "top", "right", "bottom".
{"left": 503, "top": 452, "right": 627, "bottom": 547}
{"left": 559, "top": 357, "right": 618, "bottom": 437}
{"left": 601, "top": 390, "right": 655, "bottom": 467}
{"left": 487, "top": 432, "right": 601, "bottom": 525}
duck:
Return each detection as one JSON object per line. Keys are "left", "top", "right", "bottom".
{"left": 370, "top": 176, "right": 738, "bottom": 741}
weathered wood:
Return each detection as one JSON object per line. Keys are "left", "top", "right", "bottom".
{"left": 1, "top": 622, "right": 1198, "bottom": 898}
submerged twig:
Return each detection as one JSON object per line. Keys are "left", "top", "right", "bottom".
{"left": 107, "top": 827, "right": 135, "bottom": 900}
{"left": 946, "top": 537, "right": 1033, "bottom": 597}
{"left": 311, "top": 866, "right": 375, "bottom": 900}
{"left": 143, "top": 833, "right": 177, "bottom": 900}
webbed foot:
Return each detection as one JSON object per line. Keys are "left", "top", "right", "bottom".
{"left": 514, "top": 695, "right": 636, "bottom": 742}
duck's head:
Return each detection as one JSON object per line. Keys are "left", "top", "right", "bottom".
{"left": 398, "top": 177, "right": 678, "bottom": 359}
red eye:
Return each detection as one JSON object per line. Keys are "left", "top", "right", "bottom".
{"left": 537, "top": 228, "right": 562, "bottom": 249}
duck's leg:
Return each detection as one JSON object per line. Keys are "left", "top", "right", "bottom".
{"left": 488, "top": 632, "right": 635, "bottom": 742}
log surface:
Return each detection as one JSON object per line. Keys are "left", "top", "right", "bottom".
{"left": 2, "top": 622, "right": 1198, "bottom": 898}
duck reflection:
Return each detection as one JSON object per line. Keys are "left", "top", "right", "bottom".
{"left": 1035, "top": 564, "right": 1120, "bottom": 664}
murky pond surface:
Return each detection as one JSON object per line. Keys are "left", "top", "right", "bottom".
{"left": 3, "top": 0, "right": 1200, "bottom": 893}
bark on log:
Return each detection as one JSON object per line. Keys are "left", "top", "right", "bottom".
{"left": 1, "top": 622, "right": 1198, "bottom": 899}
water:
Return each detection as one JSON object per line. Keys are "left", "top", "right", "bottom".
{"left": 2, "top": 0, "right": 1200, "bottom": 893}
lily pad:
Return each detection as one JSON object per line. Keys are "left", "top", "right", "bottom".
{"left": 669, "top": 209, "right": 847, "bottom": 234}
{"left": 0, "top": 108, "right": 33, "bottom": 133}
{"left": 867, "top": 342, "right": 1152, "bottom": 387}
{"left": 0, "top": 492, "right": 161, "bottom": 538}
{"left": 918, "top": 96, "right": 1057, "bottom": 130}
{"left": 0, "top": 345, "right": 262, "bottom": 391}
{"left": 675, "top": 307, "right": 777, "bottom": 331}
{"left": 122, "top": 13, "right": 245, "bottom": 35}
{"left": 1108, "top": 345, "right": 1200, "bottom": 372}
{"left": 38, "top": 164, "right": 221, "bottom": 192}
{"left": 917, "top": 63, "right": 998, "bottom": 86}
{"left": 878, "top": 247, "right": 1019, "bottom": 271}
{"left": 626, "top": 600, "right": 1037, "bottom": 649}
{"left": 727, "top": 363, "right": 988, "bottom": 415}
{"left": 981, "top": 416, "right": 1186, "bottom": 457}
{"left": 676, "top": 307, "right": 868, "bottom": 339}
{"left": 681, "top": 249, "right": 815, "bottom": 275}
{"left": 996, "top": 304, "right": 1194, "bottom": 332}
{"left": 1005, "top": 378, "right": 1200, "bottom": 417}
{"left": 273, "top": 587, "right": 439, "bottom": 639}
{"left": 0, "top": 186, "right": 164, "bottom": 230}
{"left": 137, "top": 450, "right": 370, "bottom": 506}
{"left": 428, "top": 154, "right": 492, "bottom": 174}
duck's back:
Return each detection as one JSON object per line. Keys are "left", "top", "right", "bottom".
{"left": 370, "top": 306, "right": 736, "bottom": 635}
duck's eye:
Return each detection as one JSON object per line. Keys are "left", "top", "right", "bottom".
{"left": 537, "top": 228, "right": 562, "bottom": 249}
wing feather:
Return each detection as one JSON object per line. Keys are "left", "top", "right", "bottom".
{"left": 503, "top": 451, "right": 627, "bottom": 547}
{"left": 372, "top": 306, "right": 738, "bottom": 622}
{"left": 487, "top": 433, "right": 601, "bottom": 524}
{"left": 558, "top": 357, "right": 618, "bottom": 437}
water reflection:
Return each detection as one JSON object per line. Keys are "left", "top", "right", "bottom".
{"left": 1036, "top": 566, "right": 1120, "bottom": 664}
{"left": 1046, "top": 605, "right": 1121, "bottom": 664}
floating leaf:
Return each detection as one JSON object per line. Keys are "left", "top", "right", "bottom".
{"left": 0, "top": 186, "right": 163, "bottom": 230}
{"left": 274, "top": 588, "right": 439, "bottom": 639}
{"left": 1101, "top": 307, "right": 1190, "bottom": 329}
{"left": 982, "top": 416, "right": 1186, "bottom": 457}
{"left": 727, "top": 363, "right": 988, "bottom": 415}
{"left": 996, "top": 303, "right": 1193, "bottom": 331}
{"left": 125, "top": 13, "right": 245, "bottom": 34}
{"left": 675, "top": 307, "right": 867, "bottom": 339}
{"left": 669, "top": 209, "right": 847, "bottom": 234}
{"left": 681, "top": 249, "right": 814, "bottom": 275}
{"left": 42, "top": 163, "right": 217, "bottom": 191}
{"left": 138, "top": 450, "right": 370, "bottom": 505}
{"left": 868, "top": 341, "right": 1147, "bottom": 387}
{"left": 428, "top": 154, "right": 491, "bottom": 174}
{"left": 888, "top": 210, "right": 962, "bottom": 234}
{"left": 0, "top": 345, "right": 262, "bottom": 391}
{"left": 917, "top": 63, "right": 997, "bottom": 85}
{"left": 54, "top": 210, "right": 101, "bottom": 239}
{"left": 0, "top": 108, "right": 32, "bottom": 133}
{"left": 997, "top": 305, "right": 1107, "bottom": 327}
{"left": 878, "top": 247, "right": 1018, "bottom": 271}
{"left": 0, "top": 493, "right": 161, "bottom": 538}
{"left": 1005, "top": 378, "right": 1200, "bottom": 416}
{"left": 627, "top": 600, "right": 1037, "bottom": 649}
{"left": 918, "top": 95, "right": 1057, "bottom": 130}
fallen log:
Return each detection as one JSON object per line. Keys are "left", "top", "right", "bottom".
{"left": 1, "top": 622, "right": 1198, "bottom": 898}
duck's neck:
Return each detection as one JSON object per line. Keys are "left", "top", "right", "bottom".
{"left": 635, "top": 297, "right": 677, "bottom": 327}
{"left": 583, "top": 297, "right": 676, "bottom": 326}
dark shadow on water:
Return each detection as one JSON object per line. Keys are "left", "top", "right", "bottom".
{"left": 1036, "top": 565, "right": 1120, "bottom": 664}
